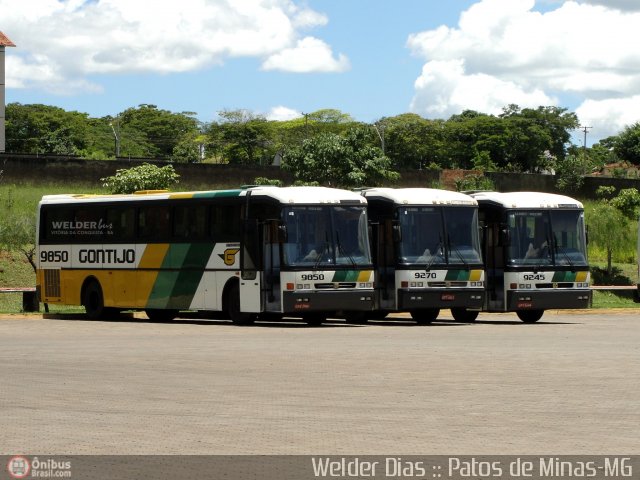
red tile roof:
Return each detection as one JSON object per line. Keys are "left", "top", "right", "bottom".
{"left": 0, "top": 31, "right": 16, "bottom": 47}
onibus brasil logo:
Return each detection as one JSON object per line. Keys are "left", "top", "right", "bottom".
{"left": 7, "top": 456, "right": 72, "bottom": 478}
{"left": 7, "top": 456, "right": 30, "bottom": 479}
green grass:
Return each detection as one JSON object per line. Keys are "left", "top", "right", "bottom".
{"left": 591, "top": 290, "right": 638, "bottom": 309}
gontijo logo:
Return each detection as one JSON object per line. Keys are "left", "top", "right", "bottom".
{"left": 7, "top": 456, "right": 30, "bottom": 479}
{"left": 219, "top": 248, "right": 240, "bottom": 266}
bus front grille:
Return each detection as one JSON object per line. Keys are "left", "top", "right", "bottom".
{"left": 314, "top": 282, "right": 357, "bottom": 289}
{"left": 536, "top": 283, "right": 574, "bottom": 289}
{"left": 44, "top": 269, "right": 61, "bottom": 298}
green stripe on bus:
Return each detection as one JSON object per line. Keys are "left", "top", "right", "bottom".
{"left": 146, "top": 243, "right": 214, "bottom": 309}
{"left": 192, "top": 190, "right": 242, "bottom": 198}
{"left": 331, "top": 270, "right": 359, "bottom": 282}
{"left": 552, "top": 271, "right": 576, "bottom": 282}
{"left": 445, "top": 270, "right": 469, "bottom": 281}
{"left": 167, "top": 243, "right": 215, "bottom": 310}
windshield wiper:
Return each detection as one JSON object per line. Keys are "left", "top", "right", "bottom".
{"left": 425, "top": 240, "right": 444, "bottom": 271}
{"left": 335, "top": 231, "right": 356, "bottom": 267}
{"left": 553, "top": 234, "right": 575, "bottom": 270}
{"left": 314, "top": 232, "right": 331, "bottom": 269}
{"left": 447, "top": 235, "right": 469, "bottom": 269}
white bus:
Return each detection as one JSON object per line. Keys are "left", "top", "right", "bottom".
{"left": 36, "top": 186, "right": 375, "bottom": 324}
{"left": 361, "top": 188, "right": 485, "bottom": 323}
{"left": 469, "top": 191, "right": 591, "bottom": 322}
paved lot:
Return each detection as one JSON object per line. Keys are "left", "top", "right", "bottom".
{"left": 0, "top": 310, "right": 638, "bottom": 454}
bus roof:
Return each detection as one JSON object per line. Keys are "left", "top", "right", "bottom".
{"left": 361, "top": 187, "right": 477, "bottom": 206}
{"left": 39, "top": 186, "right": 367, "bottom": 206}
{"left": 468, "top": 191, "right": 583, "bottom": 209}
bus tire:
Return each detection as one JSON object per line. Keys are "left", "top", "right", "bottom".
{"left": 517, "top": 309, "right": 544, "bottom": 323}
{"left": 145, "top": 309, "right": 178, "bottom": 322}
{"left": 83, "top": 280, "right": 105, "bottom": 320}
{"left": 410, "top": 308, "right": 439, "bottom": 324}
{"left": 225, "top": 283, "right": 256, "bottom": 325}
{"left": 451, "top": 308, "right": 478, "bottom": 323}
{"left": 344, "top": 311, "right": 368, "bottom": 324}
{"left": 304, "top": 313, "right": 326, "bottom": 326}
{"left": 368, "top": 310, "right": 388, "bottom": 320}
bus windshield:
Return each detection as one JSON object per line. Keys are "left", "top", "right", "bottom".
{"left": 507, "top": 210, "right": 587, "bottom": 267}
{"left": 396, "top": 206, "right": 482, "bottom": 266}
{"left": 281, "top": 205, "right": 372, "bottom": 267}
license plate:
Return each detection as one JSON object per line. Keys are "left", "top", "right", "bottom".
{"left": 441, "top": 294, "right": 455, "bottom": 301}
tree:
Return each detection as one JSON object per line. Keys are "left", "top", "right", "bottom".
{"left": 498, "top": 105, "right": 579, "bottom": 171}
{"left": 586, "top": 202, "right": 629, "bottom": 276}
{"left": 382, "top": 114, "right": 448, "bottom": 169}
{"left": 613, "top": 122, "right": 640, "bottom": 165}
{"left": 555, "top": 152, "right": 593, "bottom": 192}
{"left": 5, "top": 103, "right": 90, "bottom": 154}
{"left": 101, "top": 163, "right": 180, "bottom": 194}
{"left": 0, "top": 185, "right": 37, "bottom": 272}
{"left": 206, "top": 109, "right": 273, "bottom": 165}
{"left": 610, "top": 188, "right": 640, "bottom": 219}
{"left": 282, "top": 126, "right": 399, "bottom": 188}
{"left": 117, "top": 105, "right": 201, "bottom": 158}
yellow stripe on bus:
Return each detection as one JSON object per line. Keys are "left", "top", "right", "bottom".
{"left": 357, "top": 270, "right": 373, "bottom": 282}
{"left": 575, "top": 271, "right": 588, "bottom": 282}
{"left": 138, "top": 244, "right": 170, "bottom": 269}
{"left": 469, "top": 269, "right": 483, "bottom": 281}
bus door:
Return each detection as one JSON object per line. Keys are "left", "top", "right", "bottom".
{"left": 240, "top": 218, "right": 262, "bottom": 313}
{"left": 263, "top": 219, "right": 283, "bottom": 312}
{"left": 484, "top": 220, "right": 507, "bottom": 311}
{"left": 377, "top": 219, "right": 396, "bottom": 310}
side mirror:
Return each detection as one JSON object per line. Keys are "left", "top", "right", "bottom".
{"left": 500, "top": 227, "right": 511, "bottom": 246}
{"left": 277, "top": 223, "right": 288, "bottom": 243}
{"left": 392, "top": 221, "right": 402, "bottom": 243}
{"left": 585, "top": 224, "right": 589, "bottom": 245}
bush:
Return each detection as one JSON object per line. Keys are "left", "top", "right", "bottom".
{"left": 101, "top": 163, "right": 180, "bottom": 194}
{"left": 454, "top": 174, "right": 495, "bottom": 192}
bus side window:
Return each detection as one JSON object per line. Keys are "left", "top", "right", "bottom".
{"left": 138, "top": 205, "right": 170, "bottom": 242}
{"left": 106, "top": 207, "right": 135, "bottom": 242}
{"left": 41, "top": 207, "right": 74, "bottom": 243}
{"left": 211, "top": 204, "right": 241, "bottom": 243}
{"left": 174, "top": 204, "right": 206, "bottom": 241}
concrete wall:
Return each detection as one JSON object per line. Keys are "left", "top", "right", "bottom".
{"left": 1, "top": 153, "right": 640, "bottom": 199}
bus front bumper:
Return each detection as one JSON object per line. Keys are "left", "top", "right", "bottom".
{"left": 398, "top": 288, "right": 485, "bottom": 310}
{"left": 283, "top": 290, "right": 375, "bottom": 314}
{"left": 506, "top": 289, "right": 592, "bottom": 311}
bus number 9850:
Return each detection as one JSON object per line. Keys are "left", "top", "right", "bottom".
{"left": 40, "top": 250, "right": 69, "bottom": 263}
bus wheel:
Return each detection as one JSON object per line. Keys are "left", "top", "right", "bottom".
{"left": 451, "top": 308, "right": 478, "bottom": 323}
{"left": 304, "top": 314, "right": 326, "bottom": 326}
{"left": 517, "top": 310, "right": 544, "bottom": 323}
{"left": 226, "top": 283, "right": 256, "bottom": 325}
{"left": 83, "top": 280, "right": 105, "bottom": 320}
{"left": 344, "top": 312, "right": 368, "bottom": 324}
{"left": 368, "top": 310, "right": 388, "bottom": 320}
{"left": 145, "top": 309, "right": 178, "bottom": 322}
{"left": 410, "top": 308, "right": 439, "bottom": 324}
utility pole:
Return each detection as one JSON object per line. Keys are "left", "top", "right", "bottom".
{"left": 579, "top": 125, "right": 592, "bottom": 152}
{"left": 373, "top": 122, "right": 386, "bottom": 155}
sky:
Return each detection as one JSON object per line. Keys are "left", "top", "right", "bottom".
{"left": 2, "top": 0, "right": 640, "bottom": 146}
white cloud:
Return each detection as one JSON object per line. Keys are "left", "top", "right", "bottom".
{"left": 1, "top": 0, "right": 347, "bottom": 93}
{"left": 407, "top": 0, "right": 640, "bottom": 140}
{"left": 410, "top": 59, "right": 554, "bottom": 117}
{"left": 576, "top": 96, "right": 640, "bottom": 139}
{"left": 266, "top": 106, "right": 302, "bottom": 121}
{"left": 581, "top": 0, "right": 640, "bottom": 12}
{"left": 261, "top": 37, "right": 350, "bottom": 73}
